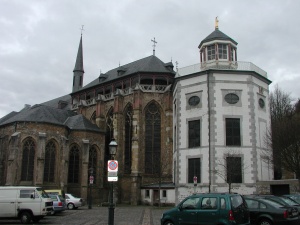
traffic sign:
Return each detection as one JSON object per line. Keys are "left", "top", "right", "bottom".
{"left": 108, "top": 160, "right": 118, "bottom": 172}
{"left": 89, "top": 175, "right": 94, "bottom": 184}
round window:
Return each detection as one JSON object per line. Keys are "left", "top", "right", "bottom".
{"left": 188, "top": 96, "right": 200, "bottom": 106}
{"left": 225, "top": 93, "right": 239, "bottom": 104}
{"left": 259, "top": 98, "right": 265, "bottom": 108}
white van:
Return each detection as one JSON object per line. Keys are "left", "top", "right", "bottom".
{"left": 0, "top": 186, "right": 53, "bottom": 224}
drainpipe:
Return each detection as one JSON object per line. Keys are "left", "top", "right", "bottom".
{"left": 207, "top": 71, "right": 211, "bottom": 193}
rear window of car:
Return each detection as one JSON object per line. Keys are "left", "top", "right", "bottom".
{"left": 49, "top": 195, "right": 57, "bottom": 201}
{"left": 262, "top": 199, "right": 284, "bottom": 207}
{"left": 230, "top": 195, "right": 244, "bottom": 209}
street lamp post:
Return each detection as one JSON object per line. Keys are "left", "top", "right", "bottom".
{"left": 88, "top": 167, "right": 94, "bottom": 209}
{"left": 193, "top": 176, "right": 197, "bottom": 194}
{"left": 108, "top": 138, "right": 118, "bottom": 225}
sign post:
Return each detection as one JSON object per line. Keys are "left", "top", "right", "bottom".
{"left": 193, "top": 176, "right": 197, "bottom": 194}
{"left": 89, "top": 175, "right": 94, "bottom": 184}
{"left": 108, "top": 160, "right": 118, "bottom": 182}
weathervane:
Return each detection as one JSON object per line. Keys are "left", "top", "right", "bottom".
{"left": 151, "top": 37, "right": 157, "bottom": 56}
{"left": 215, "top": 17, "right": 219, "bottom": 29}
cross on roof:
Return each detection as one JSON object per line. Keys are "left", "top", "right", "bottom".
{"left": 151, "top": 37, "right": 157, "bottom": 56}
{"left": 80, "top": 25, "right": 85, "bottom": 35}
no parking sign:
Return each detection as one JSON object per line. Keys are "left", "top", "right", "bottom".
{"left": 108, "top": 160, "right": 118, "bottom": 181}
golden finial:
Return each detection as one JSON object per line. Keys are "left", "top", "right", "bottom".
{"left": 215, "top": 17, "right": 219, "bottom": 29}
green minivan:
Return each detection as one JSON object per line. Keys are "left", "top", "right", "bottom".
{"left": 161, "top": 193, "right": 250, "bottom": 225}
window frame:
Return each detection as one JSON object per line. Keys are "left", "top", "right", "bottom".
{"left": 188, "top": 120, "right": 200, "bottom": 148}
{"left": 226, "top": 156, "right": 242, "bottom": 183}
{"left": 188, "top": 158, "right": 201, "bottom": 183}
{"left": 207, "top": 45, "right": 216, "bottom": 61}
{"left": 218, "top": 44, "right": 227, "bottom": 59}
{"left": 225, "top": 118, "right": 241, "bottom": 146}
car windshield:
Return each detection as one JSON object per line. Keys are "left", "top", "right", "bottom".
{"left": 36, "top": 188, "right": 49, "bottom": 198}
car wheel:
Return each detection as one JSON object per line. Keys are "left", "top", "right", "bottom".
{"left": 20, "top": 212, "right": 32, "bottom": 224}
{"left": 163, "top": 221, "right": 174, "bottom": 225}
{"left": 258, "top": 218, "right": 272, "bottom": 225}
{"left": 67, "top": 203, "right": 75, "bottom": 210}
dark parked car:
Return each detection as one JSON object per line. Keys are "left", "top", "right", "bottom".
{"left": 48, "top": 194, "right": 66, "bottom": 214}
{"left": 244, "top": 197, "right": 300, "bottom": 225}
{"left": 161, "top": 193, "right": 250, "bottom": 225}
{"left": 246, "top": 195, "right": 300, "bottom": 212}
{"left": 284, "top": 194, "right": 300, "bottom": 204}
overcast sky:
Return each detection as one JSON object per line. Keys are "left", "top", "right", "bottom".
{"left": 1, "top": 0, "right": 299, "bottom": 118}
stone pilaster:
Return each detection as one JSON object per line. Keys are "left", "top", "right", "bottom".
{"left": 60, "top": 136, "right": 69, "bottom": 193}
{"left": 35, "top": 132, "right": 46, "bottom": 185}
{"left": 81, "top": 139, "right": 90, "bottom": 200}
{"left": 130, "top": 107, "right": 141, "bottom": 205}
{"left": 6, "top": 132, "right": 21, "bottom": 185}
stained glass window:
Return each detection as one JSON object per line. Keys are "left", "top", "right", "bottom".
{"left": 44, "top": 140, "right": 56, "bottom": 182}
{"left": 21, "top": 138, "right": 35, "bottom": 181}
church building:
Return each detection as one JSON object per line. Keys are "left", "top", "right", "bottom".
{"left": 0, "top": 20, "right": 272, "bottom": 205}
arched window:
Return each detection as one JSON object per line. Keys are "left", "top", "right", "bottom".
{"left": 68, "top": 145, "right": 80, "bottom": 183}
{"left": 44, "top": 140, "right": 56, "bottom": 182}
{"left": 88, "top": 146, "right": 97, "bottom": 183}
{"left": 21, "top": 138, "right": 35, "bottom": 181}
{"left": 124, "top": 104, "right": 133, "bottom": 174}
{"left": 145, "top": 102, "right": 161, "bottom": 174}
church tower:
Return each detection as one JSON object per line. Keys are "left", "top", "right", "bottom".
{"left": 198, "top": 17, "right": 238, "bottom": 70}
{"left": 72, "top": 34, "right": 84, "bottom": 92}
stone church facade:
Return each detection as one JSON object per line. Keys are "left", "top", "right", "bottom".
{"left": 0, "top": 34, "right": 174, "bottom": 205}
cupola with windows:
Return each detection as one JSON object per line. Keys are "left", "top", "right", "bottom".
{"left": 198, "top": 17, "right": 238, "bottom": 70}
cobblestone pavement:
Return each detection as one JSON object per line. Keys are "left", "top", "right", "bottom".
{"left": 0, "top": 206, "right": 171, "bottom": 225}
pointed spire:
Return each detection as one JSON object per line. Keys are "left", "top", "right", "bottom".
{"left": 73, "top": 34, "right": 84, "bottom": 73}
{"left": 72, "top": 30, "right": 85, "bottom": 93}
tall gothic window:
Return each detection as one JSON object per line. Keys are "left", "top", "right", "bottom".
{"left": 88, "top": 146, "right": 97, "bottom": 183}
{"left": 124, "top": 104, "right": 133, "bottom": 174}
{"left": 21, "top": 138, "right": 35, "bottom": 181}
{"left": 68, "top": 145, "right": 80, "bottom": 183}
{"left": 44, "top": 140, "right": 56, "bottom": 182}
{"left": 105, "top": 108, "right": 114, "bottom": 163}
{"left": 145, "top": 102, "right": 161, "bottom": 174}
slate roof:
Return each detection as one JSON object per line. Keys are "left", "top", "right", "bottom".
{"left": 41, "top": 94, "right": 72, "bottom": 110}
{"left": 64, "top": 114, "right": 101, "bottom": 132}
{"left": 0, "top": 104, "right": 101, "bottom": 133}
{"left": 75, "top": 55, "right": 175, "bottom": 93}
{"left": 0, "top": 111, "right": 18, "bottom": 125}
{"left": 198, "top": 28, "right": 238, "bottom": 48}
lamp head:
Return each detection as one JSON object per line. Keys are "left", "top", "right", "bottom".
{"left": 109, "top": 138, "right": 118, "bottom": 156}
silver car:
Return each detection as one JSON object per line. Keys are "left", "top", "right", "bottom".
{"left": 65, "top": 193, "right": 85, "bottom": 210}
{"left": 48, "top": 194, "right": 66, "bottom": 214}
